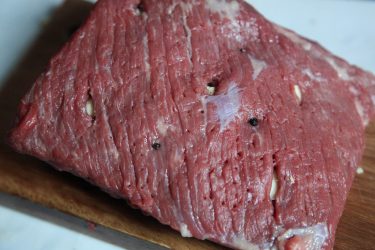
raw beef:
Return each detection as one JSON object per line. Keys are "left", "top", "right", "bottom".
{"left": 8, "top": 0, "right": 375, "bottom": 249}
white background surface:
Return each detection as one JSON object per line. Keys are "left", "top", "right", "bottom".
{"left": 0, "top": 0, "right": 374, "bottom": 249}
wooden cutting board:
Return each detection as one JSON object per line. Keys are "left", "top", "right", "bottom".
{"left": 0, "top": 1, "right": 374, "bottom": 249}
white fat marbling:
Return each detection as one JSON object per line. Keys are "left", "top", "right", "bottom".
{"left": 206, "top": 0, "right": 240, "bottom": 21}
{"left": 355, "top": 99, "right": 369, "bottom": 126}
{"left": 180, "top": 3, "right": 193, "bottom": 60}
{"left": 275, "top": 25, "right": 312, "bottom": 51}
{"left": 289, "top": 174, "right": 295, "bottom": 184}
{"left": 349, "top": 86, "right": 360, "bottom": 96}
{"left": 224, "top": 18, "right": 259, "bottom": 43}
{"left": 142, "top": 30, "right": 151, "bottom": 83}
{"left": 205, "top": 0, "right": 260, "bottom": 43}
{"left": 325, "top": 57, "right": 351, "bottom": 81}
{"left": 294, "top": 84, "right": 302, "bottom": 104}
{"left": 302, "top": 68, "right": 325, "bottom": 82}
{"left": 180, "top": 2, "right": 193, "bottom": 12}
{"left": 225, "top": 21, "right": 242, "bottom": 43}
{"left": 232, "top": 236, "right": 260, "bottom": 250}
{"left": 167, "top": 1, "right": 178, "bottom": 15}
{"left": 277, "top": 223, "right": 328, "bottom": 250}
{"left": 349, "top": 86, "right": 368, "bottom": 126}
{"left": 248, "top": 55, "right": 267, "bottom": 80}
{"left": 206, "top": 0, "right": 258, "bottom": 44}
{"left": 270, "top": 171, "right": 278, "bottom": 200}
{"left": 206, "top": 85, "right": 216, "bottom": 95}
{"left": 86, "top": 98, "right": 94, "bottom": 117}
{"left": 202, "top": 83, "right": 241, "bottom": 132}
{"left": 156, "top": 118, "right": 168, "bottom": 136}
{"left": 179, "top": 223, "right": 192, "bottom": 237}
{"left": 356, "top": 167, "right": 364, "bottom": 174}
{"left": 168, "top": 0, "right": 194, "bottom": 15}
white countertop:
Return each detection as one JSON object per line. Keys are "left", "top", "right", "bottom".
{"left": 0, "top": 0, "right": 374, "bottom": 249}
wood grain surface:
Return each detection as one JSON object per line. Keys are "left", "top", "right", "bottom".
{"left": 0, "top": 1, "right": 374, "bottom": 249}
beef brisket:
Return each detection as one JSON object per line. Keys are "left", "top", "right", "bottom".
{"left": 8, "top": 0, "right": 375, "bottom": 249}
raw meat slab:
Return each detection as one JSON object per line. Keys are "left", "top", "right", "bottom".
{"left": 3, "top": 0, "right": 375, "bottom": 249}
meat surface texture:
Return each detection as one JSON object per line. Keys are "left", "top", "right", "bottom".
{"left": 8, "top": 0, "right": 375, "bottom": 249}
